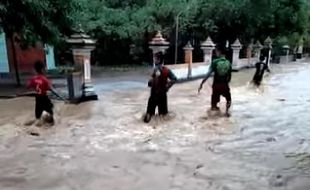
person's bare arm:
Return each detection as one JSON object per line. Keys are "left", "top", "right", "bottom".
{"left": 166, "top": 70, "right": 177, "bottom": 91}
{"left": 227, "top": 64, "right": 232, "bottom": 82}
{"left": 198, "top": 66, "right": 213, "bottom": 93}
{"left": 148, "top": 68, "right": 157, "bottom": 87}
{"left": 50, "top": 86, "right": 68, "bottom": 102}
{"left": 266, "top": 65, "right": 271, "bottom": 73}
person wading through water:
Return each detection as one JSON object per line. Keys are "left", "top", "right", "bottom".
{"left": 26, "top": 61, "right": 66, "bottom": 126}
{"left": 252, "top": 55, "right": 270, "bottom": 87}
{"left": 144, "top": 52, "right": 177, "bottom": 123}
{"left": 198, "top": 46, "right": 232, "bottom": 117}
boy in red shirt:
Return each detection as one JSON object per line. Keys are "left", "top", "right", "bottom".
{"left": 27, "top": 61, "right": 63, "bottom": 126}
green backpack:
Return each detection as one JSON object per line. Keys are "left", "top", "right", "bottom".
{"left": 214, "top": 58, "right": 230, "bottom": 76}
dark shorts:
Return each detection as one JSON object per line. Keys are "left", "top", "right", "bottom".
{"left": 212, "top": 83, "right": 231, "bottom": 107}
{"left": 252, "top": 75, "right": 263, "bottom": 86}
{"left": 146, "top": 92, "right": 168, "bottom": 116}
{"left": 35, "top": 95, "right": 54, "bottom": 119}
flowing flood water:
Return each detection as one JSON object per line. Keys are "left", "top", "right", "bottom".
{"left": 0, "top": 62, "right": 310, "bottom": 190}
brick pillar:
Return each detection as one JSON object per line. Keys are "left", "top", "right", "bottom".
{"left": 183, "top": 41, "right": 194, "bottom": 78}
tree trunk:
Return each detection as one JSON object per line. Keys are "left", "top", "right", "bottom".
{"left": 10, "top": 34, "right": 21, "bottom": 86}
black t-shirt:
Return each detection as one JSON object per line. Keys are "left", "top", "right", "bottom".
{"left": 253, "top": 61, "right": 268, "bottom": 81}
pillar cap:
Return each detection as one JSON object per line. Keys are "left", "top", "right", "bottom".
{"left": 149, "top": 31, "right": 169, "bottom": 47}
{"left": 264, "top": 37, "right": 273, "bottom": 48}
{"left": 183, "top": 41, "right": 194, "bottom": 50}
{"left": 66, "top": 24, "right": 96, "bottom": 50}
{"left": 254, "top": 41, "right": 263, "bottom": 49}
{"left": 231, "top": 38, "right": 242, "bottom": 48}
{"left": 201, "top": 37, "right": 215, "bottom": 48}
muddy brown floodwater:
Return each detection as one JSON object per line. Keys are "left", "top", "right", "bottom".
{"left": 0, "top": 62, "right": 310, "bottom": 190}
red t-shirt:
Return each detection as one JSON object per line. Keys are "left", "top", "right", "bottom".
{"left": 150, "top": 66, "right": 170, "bottom": 94}
{"left": 27, "top": 75, "right": 51, "bottom": 95}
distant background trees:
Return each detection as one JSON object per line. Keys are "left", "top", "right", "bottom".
{"left": 1, "top": 0, "right": 309, "bottom": 65}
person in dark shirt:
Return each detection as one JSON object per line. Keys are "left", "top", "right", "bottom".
{"left": 198, "top": 47, "right": 232, "bottom": 116}
{"left": 252, "top": 56, "right": 270, "bottom": 86}
{"left": 144, "top": 52, "right": 177, "bottom": 123}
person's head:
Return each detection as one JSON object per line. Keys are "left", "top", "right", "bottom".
{"left": 34, "top": 60, "right": 45, "bottom": 74}
{"left": 154, "top": 51, "right": 164, "bottom": 66}
{"left": 259, "top": 56, "right": 265, "bottom": 62}
{"left": 215, "top": 45, "right": 226, "bottom": 58}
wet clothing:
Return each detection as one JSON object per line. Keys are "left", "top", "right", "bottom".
{"left": 205, "top": 57, "right": 232, "bottom": 108}
{"left": 35, "top": 95, "right": 54, "bottom": 120}
{"left": 28, "top": 74, "right": 51, "bottom": 95}
{"left": 252, "top": 61, "right": 269, "bottom": 86}
{"left": 28, "top": 74, "right": 54, "bottom": 121}
{"left": 212, "top": 83, "right": 231, "bottom": 108}
{"left": 210, "top": 57, "right": 232, "bottom": 84}
{"left": 149, "top": 66, "right": 177, "bottom": 94}
{"left": 146, "top": 65, "right": 177, "bottom": 116}
{"left": 147, "top": 93, "right": 168, "bottom": 115}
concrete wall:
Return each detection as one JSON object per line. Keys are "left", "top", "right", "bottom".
{"left": 234, "top": 58, "right": 258, "bottom": 70}
{"left": 167, "top": 62, "right": 207, "bottom": 80}
{"left": 272, "top": 55, "right": 295, "bottom": 64}
{"left": 280, "top": 55, "right": 295, "bottom": 63}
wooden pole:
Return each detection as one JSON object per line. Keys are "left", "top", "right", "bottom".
{"left": 10, "top": 34, "right": 21, "bottom": 86}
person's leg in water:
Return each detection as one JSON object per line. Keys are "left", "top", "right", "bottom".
{"left": 253, "top": 80, "right": 261, "bottom": 88}
{"left": 144, "top": 94, "right": 157, "bottom": 123}
{"left": 211, "top": 84, "right": 221, "bottom": 110}
{"left": 24, "top": 96, "right": 42, "bottom": 126}
{"left": 252, "top": 75, "right": 265, "bottom": 93}
{"left": 43, "top": 96, "right": 55, "bottom": 125}
{"left": 158, "top": 92, "right": 168, "bottom": 116}
{"left": 223, "top": 85, "right": 232, "bottom": 117}
{"left": 34, "top": 96, "right": 45, "bottom": 126}
{"left": 252, "top": 74, "right": 262, "bottom": 87}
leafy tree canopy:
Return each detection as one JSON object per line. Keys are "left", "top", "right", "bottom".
{"left": 0, "top": 0, "right": 80, "bottom": 44}
{"left": 1, "top": 0, "right": 309, "bottom": 63}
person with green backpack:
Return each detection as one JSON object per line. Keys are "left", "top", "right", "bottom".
{"left": 198, "top": 46, "right": 232, "bottom": 116}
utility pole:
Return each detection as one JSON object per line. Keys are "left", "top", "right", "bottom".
{"left": 174, "top": 14, "right": 180, "bottom": 64}
{"left": 174, "top": 2, "right": 193, "bottom": 64}
{"left": 10, "top": 34, "right": 21, "bottom": 86}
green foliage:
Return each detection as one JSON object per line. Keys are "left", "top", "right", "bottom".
{"left": 77, "top": 0, "right": 309, "bottom": 64}
{"left": 1, "top": 0, "right": 309, "bottom": 64}
{"left": 0, "top": 0, "right": 80, "bottom": 44}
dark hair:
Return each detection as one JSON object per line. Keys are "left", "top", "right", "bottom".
{"left": 216, "top": 44, "right": 227, "bottom": 55}
{"left": 259, "top": 56, "right": 265, "bottom": 61}
{"left": 155, "top": 51, "right": 164, "bottom": 65}
{"left": 34, "top": 60, "right": 45, "bottom": 74}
